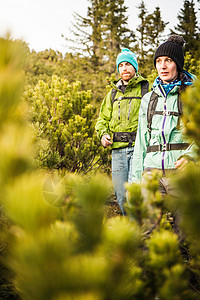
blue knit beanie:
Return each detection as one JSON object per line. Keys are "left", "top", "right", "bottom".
{"left": 116, "top": 48, "right": 138, "bottom": 73}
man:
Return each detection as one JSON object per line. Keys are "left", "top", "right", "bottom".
{"left": 95, "top": 48, "right": 149, "bottom": 215}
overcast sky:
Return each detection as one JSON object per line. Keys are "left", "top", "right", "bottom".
{"left": 0, "top": 0, "right": 199, "bottom": 54}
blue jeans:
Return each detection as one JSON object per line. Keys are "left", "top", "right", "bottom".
{"left": 112, "top": 147, "right": 134, "bottom": 215}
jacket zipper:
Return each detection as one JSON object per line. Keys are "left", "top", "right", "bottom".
{"left": 128, "top": 99, "right": 131, "bottom": 120}
{"left": 159, "top": 85, "right": 175, "bottom": 174}
{"left": 161, "top": 94, "right": 167, "bottom": 175}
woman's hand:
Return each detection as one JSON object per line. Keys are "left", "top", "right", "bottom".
{"left": 175, "top": 157, "right": 188, "bottom": 170}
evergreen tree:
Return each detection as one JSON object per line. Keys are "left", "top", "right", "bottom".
{"left": 136, "top": 1, "right": 149, "bottom": 61}
{"left": 102, "top": 0, "right": 136, "bottom": 73}
{"left": 65, "top": 0, "right": 106, "bottom": 69}
{"left": 82, "top": 0, "right": 105, "bottom": 69}
{"left": 65, "top": 0, "right": 135, "bottom": 74}
{"left": 145, "top": 7, "right": 168, "bottom": 53}
{"left": 24, "top": 49, "right": 64, "bottom": 86}
{"left": 184, "top": 51, "right": 200, "bottom": 76}
{"left": 136, "top": 5, "right": 167, "bottom": 76}
{"left": 172, "top": 0, "right": 200, "bottom": 57}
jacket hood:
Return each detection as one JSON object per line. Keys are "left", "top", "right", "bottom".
{"left": 111, "top": 74, "right": 148, "bottom": 90}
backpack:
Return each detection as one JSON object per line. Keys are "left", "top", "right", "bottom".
{"left": 146, "top": 91, "right": 189, "bottom": 153}
{"left": 147, "top": 91, "right": 182, "bottom": 139}
{"left": 110, "top": 81, "right": 149, "bottom": 147}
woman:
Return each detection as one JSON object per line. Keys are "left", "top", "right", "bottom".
{"left": 130, "top": 35, "right": 196, "bottom": 196}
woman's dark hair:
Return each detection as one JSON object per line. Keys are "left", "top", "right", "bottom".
{"left": 179, "top": 72, "right": 188, "bottom": 92}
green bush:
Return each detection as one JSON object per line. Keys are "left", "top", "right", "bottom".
{"left": 24, "top": 75, "right": 110, "bottom": 173}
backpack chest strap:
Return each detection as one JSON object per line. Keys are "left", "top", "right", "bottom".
{"left": 147, "top": 143, "right": 189, "bottom": 153}
{"left": 113, "top": 96, "right": 141, "bottom": 103}
{"left": 154, "top": 110, "right": 181, "bottom": 117}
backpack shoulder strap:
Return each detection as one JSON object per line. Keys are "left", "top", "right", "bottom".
{"left": 177, "top": 93, "right": 182, "bottom": 114}
{"left": 111, "top": 88, "right": 117, "bottom": 105}
{"left": 177, "top": 92, "right": 182, "bottom": 127}
{"left": 141, "top": 81, "right": 149, "bottom": 97}
{"left": 147, "top": 91, "right": 159, "bottom": 138}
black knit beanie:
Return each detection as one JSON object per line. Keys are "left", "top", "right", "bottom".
{"left": 154, "top": 35, "right": 185, "bottom": 71}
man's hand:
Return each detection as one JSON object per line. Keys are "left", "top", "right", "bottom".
{"left": 175, "top": 157, "right": 188, "bottom": 170}
{"left": 101, "top": 134, "right": 112, "bottom": 147}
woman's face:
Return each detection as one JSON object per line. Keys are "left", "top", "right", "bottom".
{"left": 156, "top": 56, "right": 178, "bottom": 83}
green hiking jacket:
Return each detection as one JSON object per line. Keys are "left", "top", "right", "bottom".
{"left": 95, "top": 75, "right": 149, "bottom": 149}
{"left": 131, "top": 71, "right": 196, "bottom": 182}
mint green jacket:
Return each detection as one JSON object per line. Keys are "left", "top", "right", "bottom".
{"left": 131, "top": 71, "right": 196, "bottom": 182}
{"left": 95, "top": 75, "right": 149, "bottom": 149}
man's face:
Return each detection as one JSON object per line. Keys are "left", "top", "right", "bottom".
{"left": 118, "top": 62, "right": 136, "bottom": 84}
{"left": 156, "top": 56, "right": 178, "bottom": 83}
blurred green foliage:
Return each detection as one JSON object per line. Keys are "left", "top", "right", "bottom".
{"left": 0, "top": 34, "right": 200, "bottom": 300}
